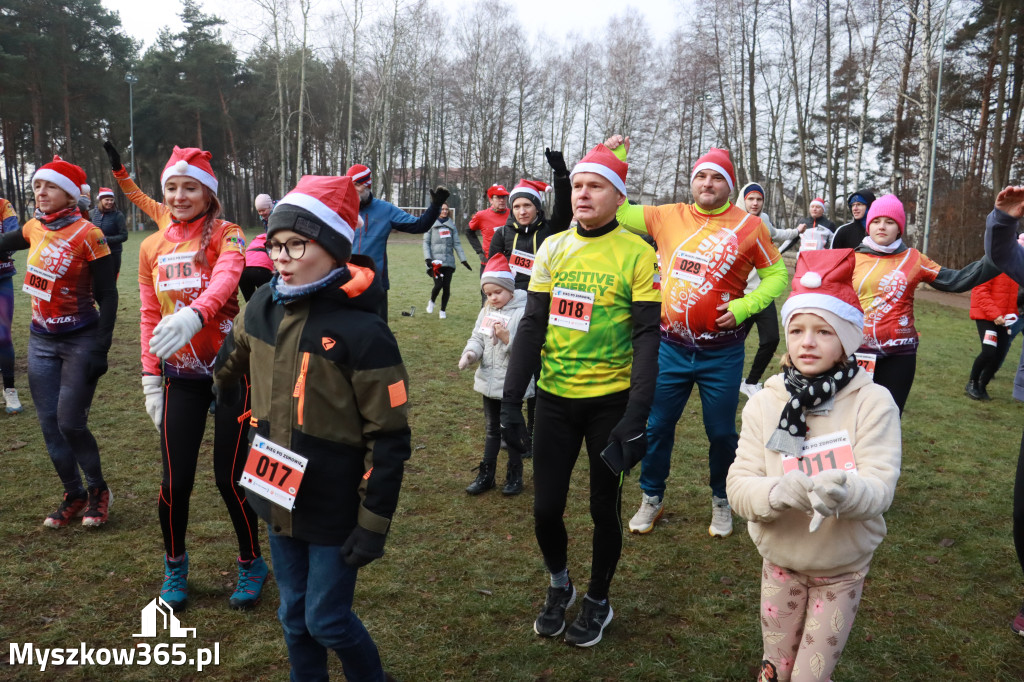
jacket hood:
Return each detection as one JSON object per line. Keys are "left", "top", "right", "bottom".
{"left": 501, "top": 288, "right": 528, "bottom": 311}
{"left": 319, "top": 254, "right": 384, "bottom": 314}
{"left": 847, "top": 188, "right": 876, "bottom": 208}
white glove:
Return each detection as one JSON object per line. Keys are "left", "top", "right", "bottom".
{"left": 150, "top": 307, "right": 203, "bottom": 360}
{"left": 811, "top": 469, "right": 849, "bottom": 510}
{"left": 458, "top": 350, "right": 478, "bottom": 370}
{"left": 141, "top": 375, "right": 164, "bottom": 431}
{"left": 768, "top": 470, "right": 815, "bottom": 512}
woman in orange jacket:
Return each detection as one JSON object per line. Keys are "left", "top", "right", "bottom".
{"left": 966, "top": 273, "right": 1019, "bottom": 400}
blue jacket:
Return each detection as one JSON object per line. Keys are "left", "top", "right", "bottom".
{"left": 90, "top": 207, "right": 128, "bottom": 254}
{"left": 352, "top": 194, "right": 440, "bottom": 290}
{"left": 984, "top": 208, "right": 1024, "bottom": 401}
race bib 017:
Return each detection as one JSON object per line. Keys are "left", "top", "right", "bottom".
{"left": 239, "top": 434, "right": 308, "bottom": 511}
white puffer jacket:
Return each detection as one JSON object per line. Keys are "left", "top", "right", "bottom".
{"left": 461, "top": 289, "right": 535, "bottom": 400}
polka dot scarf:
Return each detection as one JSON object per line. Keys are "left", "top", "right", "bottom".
{"left": 766, "top": 363, "right": 858, "bottom": 457}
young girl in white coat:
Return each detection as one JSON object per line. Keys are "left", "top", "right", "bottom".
{"left": 459, "top": 254, "right": 533, "bottom": 496}
{"left": 727, "top": 249, "right": 901, "bottom": 682}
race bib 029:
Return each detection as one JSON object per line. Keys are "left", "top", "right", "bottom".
{"left": 670, "top": 251, "right": 709, "bottom": 285}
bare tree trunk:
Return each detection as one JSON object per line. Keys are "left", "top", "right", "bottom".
{"left": 786, "top": 0, "right": 811, "bottom": 204}
{"left": 914, "top": 0, "right": 936, "bottom": 243}
{"left": 890, "top": 0, "right": 919, "bottom": 195}
{"left": 295, "top": 0, "right": 311, "bottom": 180}
{"left": 344, "top": 0, "right": 363, "bottom": 169}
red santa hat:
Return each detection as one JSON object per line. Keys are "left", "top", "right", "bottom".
{"left": 97, "top": 187, "right": 115, "bottom": 199}
{"left": 346, "top": 164, "right": 372, "bottom": 186}
{"left": 33, "top": 156, "right": 90, "bottom": 200}
{"left": 271, "top": 175, "right": 362, "bottom": 263}
{"left": 781, "top": 249, "right": 865, "bottom": 357}
{"left": 480, "top": 253, "right": 516, "bottom": 292}
{"left": 690, "top": 148, "right": 736, "bottom": 192}
{"left": 161, "top": 146, "right": 218, "bottom": 194}
{"left": 570, "top": 143, "right": 628, "bottom": 197}
{"left": 810, "top": 197, "right": 826, "bottom": 212}
{"left": 486, "top": 184, "right": 510, "bottom": 199}
{"left": 508, "top": 179, "right": 552, "bottom": 211}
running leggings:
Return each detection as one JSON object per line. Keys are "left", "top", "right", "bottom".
{"left": 158, "top": 376, "right": 261, "bottom": 561}
{"left": 429, "top": 266, "right": 455, "bottom": 311}
{"left": 0, "top": 276, "right": 13, "bottom": 388}
{"left": 970, "top": 320, "right": 1011, "bottom": 387}
{"left": 746, "top": 301, "right": 780, "bottom": 385}
{"left": 1014, "top": 432, "right": 1024, "bottom": 577}
{"left": 870, "top": 352, "right": 916, "bottom": 415}
{"left": 532, "top": 388, "right": 628, "bottom": 602}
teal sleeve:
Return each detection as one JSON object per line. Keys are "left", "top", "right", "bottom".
{"left": 728, "top": 259, "right": 789, "bottom": 324}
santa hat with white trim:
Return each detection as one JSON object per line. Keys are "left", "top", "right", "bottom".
{"left": 810, "top": 197, "right": 826, "bottom": 212}
{"left": 33, "top": 156, "right": 91, "bottom": 201}
{"left": 691, "top": 148, "right": 736, "bottom": 192}
{"left": 269, "top": 175, "right": 363, "bottom": 264}
{"left": 480, "top": 253, "right": 516, "bottom": 292}
{"left": 570, "top": 143, "right": 628, "bottom": 197}
{"left": 97, "top": 187, "right": 114, "bottom": 199}
{"left": 161, "top": 146, "right": 218, "bottom": 194}
{"left": 781, "top": 249, "right": 864, "bottom": 357}
{"left": 508, "top": 179, "right": 552, "bottom": 213}
{"left": 346, "top": 164, "right": 372, "bottom": 186}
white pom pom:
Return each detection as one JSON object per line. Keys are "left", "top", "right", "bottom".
{"left": 172, "top": 160, "right": 189, "bottom": 174}
{"left": 356, "top": 215, "right": 365, "bottom": 229}
{"left": 800, "top": 272, "right": 822, "bottom": 288}
{"left": 543, "top": 185, "right": 553, "bottom": 193}
{"left": 80, "top": 184, "right": 91, "bottom": 195}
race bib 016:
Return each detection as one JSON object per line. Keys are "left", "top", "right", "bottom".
{"left": 781, "top": 430, "right": 857, "bottom": 478}
{"left": 239, "top": 434, "right": 308, "bottom": 511}
{"left": 157, "top": 251, "right": 202, "bottom": 292}
{"left": 549, "top": 287, "right": 595, "bottom": 332}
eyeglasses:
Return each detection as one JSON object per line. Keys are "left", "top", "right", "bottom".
{"left": 265, "top": 238, "right": 310, "bottom": 259}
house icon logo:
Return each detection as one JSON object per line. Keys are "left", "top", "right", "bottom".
{"left": 133, "top": 597, "right": 196, "bottom": 638}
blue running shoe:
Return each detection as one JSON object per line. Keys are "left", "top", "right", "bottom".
{"left": 161, "top": 553, "right": 189, "bottom": 611}
{"left": 229, "top": 556, "right": 268, "bottom": 610}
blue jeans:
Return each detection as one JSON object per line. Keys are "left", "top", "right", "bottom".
{"left": 638, "top": 340, "right": 744, "bottom": 500}
{"left": 27, "top": 328, "right": 104, "bottom": 494}
{"left": 269, "top": 531, "right": 384, "bottom": 682}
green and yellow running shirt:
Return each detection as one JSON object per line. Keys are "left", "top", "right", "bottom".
{"left": 529, "top": 225, "right": 660, "bottom": 398}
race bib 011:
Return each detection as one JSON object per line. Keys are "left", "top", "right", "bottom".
{"left": 781, "top": 430, "right": 857, "bottom": 478}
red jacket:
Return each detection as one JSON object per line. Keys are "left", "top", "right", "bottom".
{"left": 969, "top": 273, "right": 1018, "bottom": 322}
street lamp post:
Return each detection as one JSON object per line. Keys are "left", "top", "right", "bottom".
{"left": 124, "top": 73, "right": 138, "bottom": 230}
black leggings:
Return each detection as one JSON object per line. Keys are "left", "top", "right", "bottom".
{"left": 871, "top": 352, "right": 917, "bottom": 415}
{"left": 159, "top": 376, "right": 261, "bottom": 561}
{"left": 971, "top": 320, "right": 1011, "bottom": 387}
{"left": 482, "top": 396, "right": 522, "bottom": 466}
{"left": 1014, "top": 432, "right": 1024, "bottom": 577}
{"left": 532, "top": 388, "right": 628, "bottom": 602}
{"left": 429, "top": 266, "right": 456, "bottom": 311}
{"left": 746, "top": 301, "right": 780, "bottom": 384}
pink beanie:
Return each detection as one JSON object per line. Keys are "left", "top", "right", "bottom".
{"left": 866, "top": 194, "right": 906, "bottom": 234}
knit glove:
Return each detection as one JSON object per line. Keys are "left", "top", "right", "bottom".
{"left": 544, "top": 148, "right": 568, "bottom": 177}
{"left": 768, "top": 470, "right": 815, "bottom": 512}
{"left": 341, "top": 526, "right": 387, "bottom": 568}
{"left": 83, "top": 348, "right": 109, "bottom": 385}
{"left": 499, "top": 400, "right": 530, "bottom": 454}
{"left": 601, "top": 404, "right": 649, "bottom": 476}
{"left": 150, "top": 307, "right": 203, "bottom": 360}
{"left": 429, "top": 186, "right": 450, "bottom": 207}
{"left": 810, "top": 470, "right": 848, "bottom": 511}
{"left": 103, "top": 140, "right": 124, "bottom": 172}
{"left": 141, "top": 375, "right": 164, "bottom": 431}
{"left": 461, "top": 260, "right": 472, "bottom": 271}
{"left": 458, "top": 350, "right": 478, "bottom": 370}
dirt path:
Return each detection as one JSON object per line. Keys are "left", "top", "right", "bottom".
{"left": 915, "top": 286, "right": 971, "bottom": 310}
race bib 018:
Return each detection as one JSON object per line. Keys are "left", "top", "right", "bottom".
{"left": 549, "top": 287, "right": 595, "bottom": 332}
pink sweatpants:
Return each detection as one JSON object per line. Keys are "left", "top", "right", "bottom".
{"left": 758, "top": 559, "right": 867, "bottom": 682}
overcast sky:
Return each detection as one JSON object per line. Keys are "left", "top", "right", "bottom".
{"left": 102, "top": 0, "right": 685, "bottom": 52}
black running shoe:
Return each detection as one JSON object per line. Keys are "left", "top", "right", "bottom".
{"left": 564, "top": 595, "right": 613, "bottom": 647}
{"left": 533, "top": 581, "right": 576, "bottom": 637}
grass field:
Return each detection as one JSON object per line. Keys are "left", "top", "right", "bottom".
{"left": 1, "top": 229, "right": 1023, "bottom": 681}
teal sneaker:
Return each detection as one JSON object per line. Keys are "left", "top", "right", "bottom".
{"left": 161, "top": 553, "right": 189, "bottom": 611}
{"left": 229, "top": 556, "right": 268, "bottom": 610}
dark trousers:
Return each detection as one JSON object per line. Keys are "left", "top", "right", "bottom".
{"left": 871, "top": 352, "right": 917, "bottom": 415}
{"left": 429, "top": 266, "right": 456, "bottom": 311}
{"left": 745, "top": 301, "right": 780, "bottom": 384}
{"left": 971, "top": 320, "right": 1011, "bottom": 387}
{"left": 158, "top": 376, "right": 262, "bottom": 561}
{"left": 1014, "top": 432, "right": 1024, "bottom": 577}
{"left": 532, "top": 388, "right": 628, "bottom": 602}
{"left": 482, "top": 395, "right": 523, "bottom": 466}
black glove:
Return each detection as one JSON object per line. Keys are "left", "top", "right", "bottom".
{"left": 500, "top": 400, "right": 530, "bottom": 454}
{"left": 429, "top": 186, "right": 450, "bottom": 207}
{"left": 213, "top": 379, "right": 241, "bottom": 408}
{"left": 461, "top": 260, "right": 472, "bottom": 271}
{"left": 425, "top": 258, "right": 433, "bottom": 268}
{"left": 341, "top": 526, "right": 387, "bottom": 568}
{"left": 103, "top": 140, "right": 124, "bottom": 172}
{"left": 545, "top": 148, "right": 568, "bottom": 177}
{"left": 83, "top": 349, "right": 109, "bottom": 385}
{"left": 601, "top": 404, "right": 650, "bottom": 476}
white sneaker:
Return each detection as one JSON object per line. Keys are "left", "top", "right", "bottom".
{"left": 439, "top": 311, "right": 447, "bottom": 319}
{"left": 709, "top": 496, "right": 733, "bottom": 537}
{"left": 739, "top": 381, "right": 762, "bottom": 398}
{"left": 4, "top": 388, "right": 22, "bottom": 414}
{"left": 426, "top": 300, "right": 435, "bottom": 314}
{"left": 628, "top": 493, "right": 664, "bottom": 534}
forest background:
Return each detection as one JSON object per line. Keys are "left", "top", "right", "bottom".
{"left": 0, "top": 0, "right": 1023, "bottom": 266}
